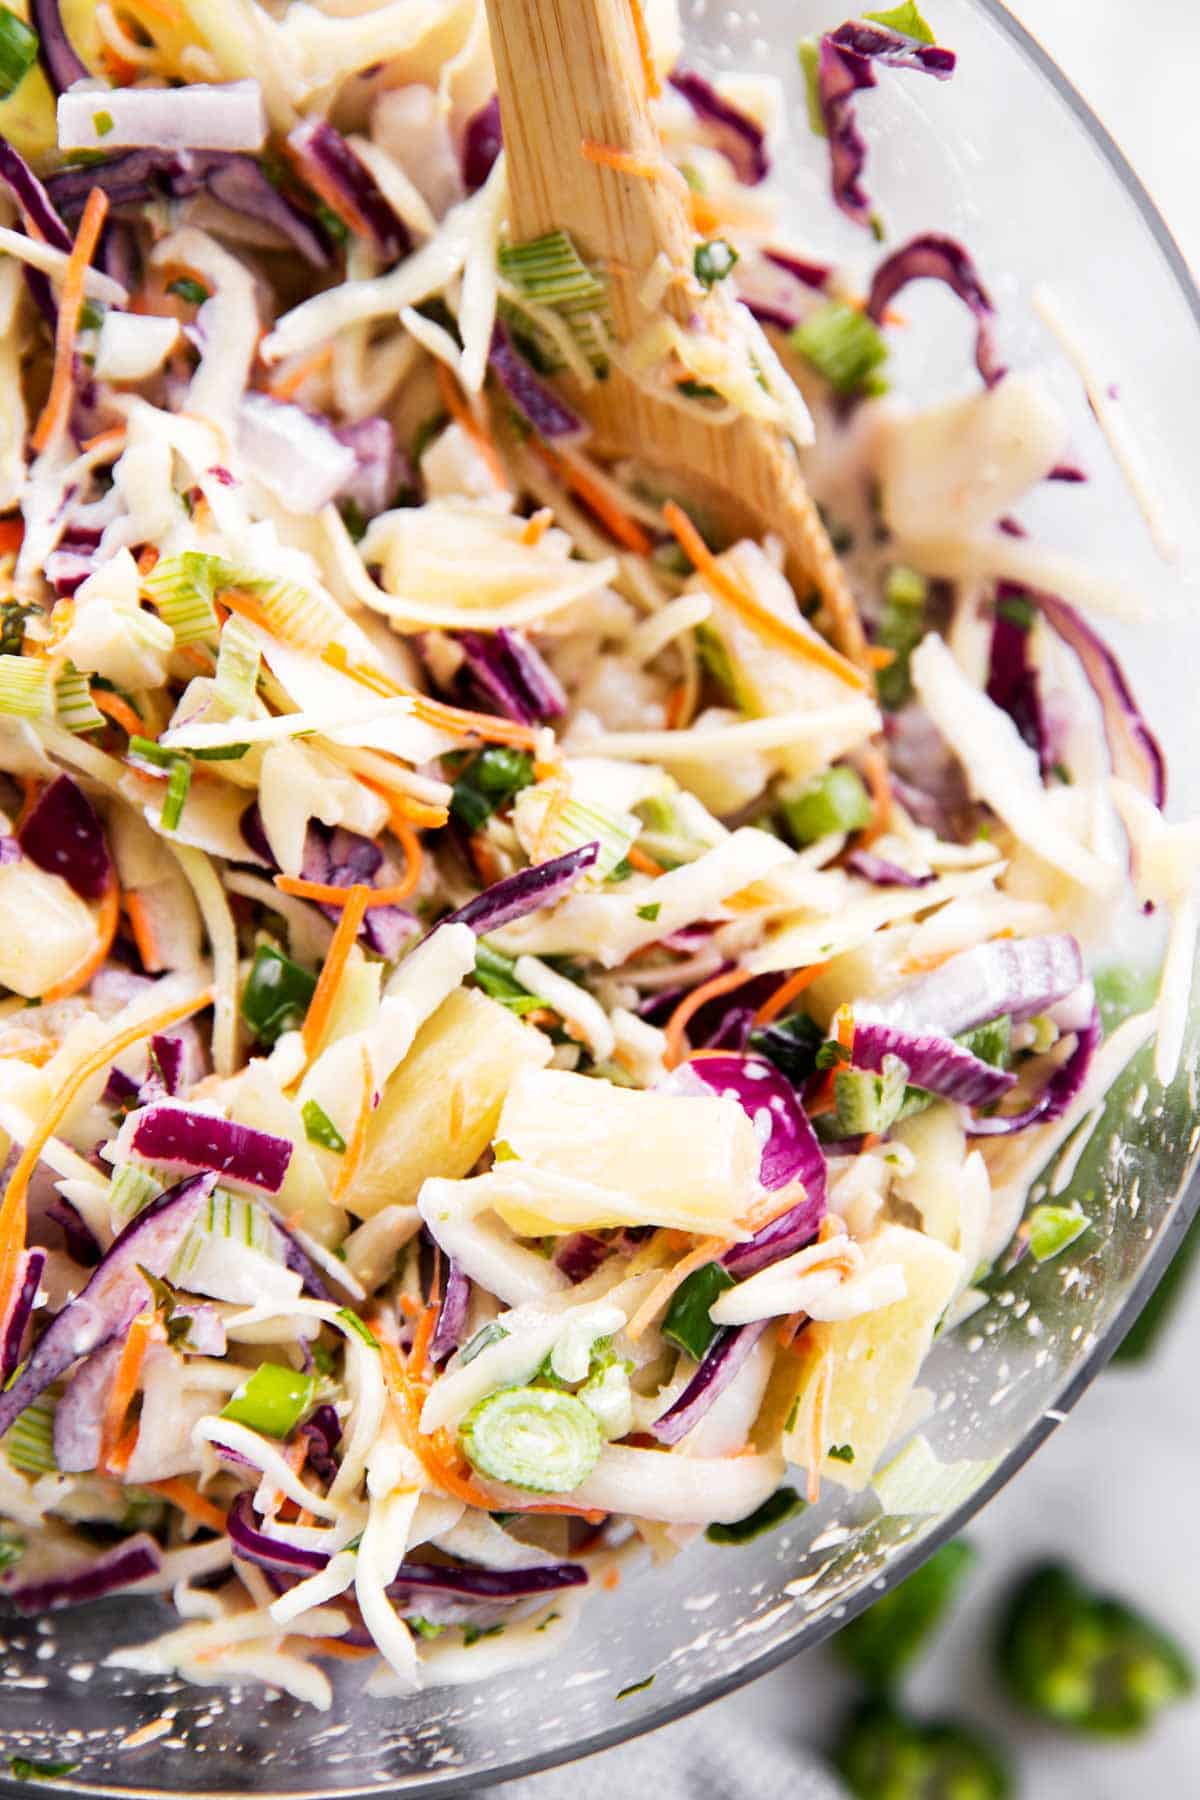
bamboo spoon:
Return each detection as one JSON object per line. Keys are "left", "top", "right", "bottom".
{"left": 485, "top": 0, "right": 871, "bottom": 671}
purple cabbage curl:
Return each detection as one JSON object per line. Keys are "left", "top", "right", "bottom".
{"left": 0, "top": 1247, "right": 44, "bottom": 1384}
{"left": 737, "top": 248, "right": 833, "bottom": 331}
{"left": 298, "top": 1403, "right": 342, "bottom": 1485}
{"left": 286, "top": 121, "right": 410, "bottom": 261}
{"left": 866, "top": 233, "right": 1005, "bottom": 387}
{"left": 488, "top": 321, "right": 587, "bottom": 440}
{"left": 302, "top": 821, "right": 416, "bottom": 959}
{"left": 17, "top": 774, "right": 111, "bottom": 901}
{"left": 860, "top": 934, "right": 1083, "bottom": 1039}
{"left": 845, "top": 849, "right": 935, "bottom": 888}
{"left": 462, "top": 96, "right": 502, "bottom": 193}
{"left": 986, "top": 583, "right": 1051, "bottom": 774}
{"left": 333, "top": 417, "right": 409, "bottom": 520}
{"left": 650, "top": 1318, "right": 770, "bottom": 1445}
{"left": 0, "top": 1172, "right": 217, "bottom": 1442}
{"left": 1032, "top": 590, "right": 1166, "bottom": 810}
{"left": 456, "top": 627, "right": 567, "bottom": 726}
{"left": 553, "top": 1232, "right": 609, "bottom": 1284}
{"left": 1, "top": 1535, "right": 163, "bottom": 1615}
{"left": 429, "top": 1259, "right": 471, "bottom": 1364}
{"left": 852, "top": 1020, "right": 1017, "bottom": 1108}
{"left": 441, "top": 841, "right": 599, "bottom": 935}
{"left": 0, "top": 135, "right": 71, "bottom": 250}
{"left": 29, "top": 0, "right": 88, "bottom": 95}
{"left": 969, "top": 999, "right": 1101, "bottom": 1136}
{"left": 817, "top": 22, "right": 955, "bottom": 229}
{"left": 227, "top": 1493, "right": 326, "bottom": 1573}
{"left": 668, "top": 69, "right": 769, "bottom": 185}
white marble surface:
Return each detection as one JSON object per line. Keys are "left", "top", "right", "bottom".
{"left": 496, "top": 4, "right": 1200, "bottom": 1795}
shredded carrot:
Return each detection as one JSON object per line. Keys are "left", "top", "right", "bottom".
{"left": 662, "top": 966, "right": 759, "bottom": 1069}
{"left": 99, "top": 1310, "right": 155, "bottom": 1475}
{"left": 333, "top": 1043, "right": 375, "bottom": 1203}
{"left": 0, "top": 517, "right": 23, "bottom": 556}
{"left": 834, "top": 1004, "right": 855, "bottom": 1055}
{"left": 136, "top": 545, "right": 160, "bottom": 577}
{"left": 106, "top": 1420, "right": 140, "bottom": 1477}
{"left": 308, "top": 1638, "right": 375, "bottom": 1661}
{"left": 627, "top": 1234, "right": 732, "bottom": 1340}
{"left": 41, "top": 878, "right": 121, "bottom": 1003}
{"left": 740, "top": 1179, "right": 811, "bottom": 1236}
{"left": 323, "top": 644, "right": 540, "bottom": 752}
{"left": 357, "top": 774, "right": 449, "bottom": 833}
{"left": 664, "top": 682, "right": 690, "bottom": 731}
{"left": 520, "top": 507, "right": 554, "bottom": 547}
{"left": 0, "top": 986, "right": 213, "bottom": 1322}
{"left": 868, "top": 644, "right": 897, "bottom": 671}
{"left": 581, "top": 140, "right": 667, "bottom": 183}
{"left": 267, "top": 343, "right": 333, "bottom": 403}
{"left": 626, "top": 845, "right": 666, "bottom": 879}
{"left": 133, "top": 0, "right": 184, "bottom": 28}
{"left": 469, "top": 832, "right": 502, "bottom": 887}
{"left": 301, "top": 885, "right": 370, "bottom": 1060}
{"left": 753, "top": 962, "right": 830, "bottom": 1026}
{"left": 858, "top": 744, "right": 892, "bottom": 845}
{"left": 627, "top": 0, "right": 662, "bottom": 97}
{"left": 775, "top": 1311, "right": 804, "bottom": 1349}
{"left": 80, "top": 426, "right": 126, "bottom": 458}
{"left": 91, "top": 687, "right": 143, "bottom": 737}
{"left": 145, "top": 1477, "right": 227, "bottom": 1534}
{"left": 275, "top": 828, "right": 422, "bottom": 909}
{"left": 15, "top": 776, "right": 39, "bottom": 826}
{"left": 125, "top": 890, "right": 163, "bottom": 974}
{"left": 662, "top": 501, "right": 870, "bottom": 693}
{"left": 408, "top": 1301, "right": 439, "bottom": 1386}
{"left": 533, "top": 442, "right": 654, "bottom": 555}
{"left": 435, "top": 363, "right": 508, "bottom": 493}
{"left": 32, "top": 188, "right": 109, "bottom": 454}
{"left": 601, "top": 1564, "right": 622, "bottom": 1591}
{"left": 381, "top": 1343, "right": 497, "bottom": 1508}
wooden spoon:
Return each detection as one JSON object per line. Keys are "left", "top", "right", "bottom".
{"left": 485, "top": 0, "right": 870, "bottom": 670}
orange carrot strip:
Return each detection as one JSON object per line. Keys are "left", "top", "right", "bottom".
{"left": 301, "top": 885, "right": 370, "bottom": 1060}
{"left": 91, "top": 687, "right": 143, "bottom": 736}
{"left": 858, "top": 744, "right": 892, "bottom": 844}
{"left": 601, "top": 1564, "right": 622, "bottom": 1590}
{"left": 663, "top": 966, "right": 759, "bottom": 1070}
{"left": 41, "top": 879, "right": 121, "bottom": 1003}
{"left": 753, "top": 962, "right": 831, "bottom": 1027}
{"left": 662, "top": 500, "right": 870, "bottom": 693}
{"left": 146, "top": 1477, "right": 227, "bottom": 1534}
{"left": 408, "top": 1301, "right": 438, "bottom": 1386}
{"left": 581, "top": 140, "right": 668, "bottom": 183}
{"left": 307, "top": 1638, "right": 375, "bottom": 1661}
{"left": 626, "top": 845, "right": 666, "bottom": 878}
{"left": 125, "top": 891, "right": 163, "bottom": 975}
{"left": 533, "top": 442, "right": 654, "bottom": 554}
{"left": 0, "top": 987, "right": 213, "bottom": 1321}
{"left": 357, "top": 774, "right": 449, "bottom": 832}
{"left": 322, "top": 644, "right": 540, "bottom": 752}
{"left": 136, "top": 545, "right": 160, "bottom": 577}
{"left": 520, "top": 507, "right": 554, "bottom": 546}
{"left": 868, "top": 645, "right": 897, "bottom": 670}
{"left": 98, "top": 1310, "right": 155, "bottom": 1474}
{"left": 276, "top": 824, "right": 422, "bottom": 909}
{"left": 627, "top": 0, "right": 662, "bottom": 98}
{"left": 380, "top": 1342, "right": 498, "bottom": 1509}
{"left": 267, "top": 344, "right": 333, "bottom": 403}
{"left": 0, "top": 518, "right": 23, "bottom": 556}
{"left": 32, "top": 188, "right": 109, "bottom": 454}
{"left": 80, "top": 426, "right": 126, "bottom": 458}
{"left": 333, "top": 1043, "right": 374, "bottom": 1203}
{"left": 626, "top": 1235, "right": 733, "bottom": 1340}
{"left": 435, "top": 364, "right": 509, "bottom": 492}
{"left": 106, "top": 1420, "right": 140, "bottom": 1476}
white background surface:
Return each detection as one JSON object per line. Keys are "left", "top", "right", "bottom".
{"left": 500, "top": 4, "right": 1200, "bottom": 1795}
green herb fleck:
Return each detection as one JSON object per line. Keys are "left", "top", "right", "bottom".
{"left": 167, "top": 277, "right": 210, "bottom": 306}
{"left": 336, "top": 1308, "right": 380, "bottom": 1350}
{"left": 8, "top": 1761, "right": 81, "bottom": 1783}
{"left": 706, "top": 1485, "right": 806, "bottom": 1545}
{"left": 92, "top": 109, "right": 114, "bottom": 137}
{"left": 302, "top": 1098, "right": 347, "bottom": 1154}
{"left": 797, "top": 39, "right": 826, "bottom": 136}
{"left": 792, "top": 301, "right": 889, "bottom": 398}
{"left": 694, "top": 238, "right": 739, "bottom": 288}
{"left": 827, "top": 1443, "right": 856, "bottom": 1464}
{"left": 636, "top": 901, "right": 661, "bottom": 922}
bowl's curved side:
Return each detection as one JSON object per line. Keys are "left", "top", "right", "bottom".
{"left": 2, "top": 3, "right": 1199, "bottom": 1795}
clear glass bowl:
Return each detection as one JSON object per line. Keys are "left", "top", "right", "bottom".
{"left": 3, "top": 1, "right": 1199, "bottom": 1792}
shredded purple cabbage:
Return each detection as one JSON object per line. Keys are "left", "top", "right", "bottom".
{"left": 429, "top": 1259, "right": 471, "bottom": 1364}
{"left": 387, "top": 1559, "right": 586, "bottom": 1602}
{"left": 668, "top": 69, "right": 769, "bottom": 185}
{"left": 0, "top": 1173, "right": 216, "bottom": 1443}
{"left": 298, "top": 1403, "right": 342, "bottom": 1485}
{"left": 441, "top": 841, "right": 599, "bottom": 935}
{"left": 845, "top": 849, "right": 935, "bottom": 888}
{"left": 488, "top": 321, "right": 587, "bottom": 440}
{"left": 287, "top": 121, "right": 410, "bottom": 261}
{"left": 0, "top": 136, "right": 71, "bottom": 251}
{"left": 123, "top": 1105, "right": 292, "bottom": 1195}
{"left": 462, "top": 96, "right": 502, "bottom": 192}
{"left": 987, "top": 585, "right": 1051, "bottom": 774}
{"left": 650, "top": 1319, "right": 770, "bottom": 1445}
{"left": 227, "top": 1493, "right": 326, "bottom": 1573}
{"left": 0, "top": 1247, "right": 44, "bottom": 1384}
{"left": 333, "top": 417, "right": 407, "bottom": 519}
{"left": 29, "top": 0, "right": 87, "bottom": 96}
{"left": 302, "top": 822, "right": 416, "bottom": 959}
{"left": 53, "top": 1339, "right": 121, "bottom": 1474}
{"left": 553, "top": 1232, "right": 609, "bottom": 1283}
{"left": 817, "top": 23, "right": 955, "bottom": 228}
{"left": 866, "top": 233, "right": 1005, "bottom": 387}
{"left": 860, "top": 934, "right": 1084, "bottom": 1040}
{"left": 456, "top": 627, "right": 567, "bottom": 726}
{"left": 1, "top": 1535, "right": 163, "bottom": 1615}
{"left": 852, "top": 1020, "right": 1017, "bottom": 1107}
{"left": 17, "top": 774, "right": 111, "bottom": 901}
{"left": 1032, "top": 591, "right": 1166, "bottom": 809}
{"left": 46, "top": 1196, "right": 101, "bottom": 1266}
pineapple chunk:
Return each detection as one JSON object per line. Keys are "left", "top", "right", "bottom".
{"left": 348, "top": 987, "right": 552, "bottom": 1219}
{"left": 692, "top": 540, "right": 876, "bottom": 779}
{"left": 0, "top": 862, "right": 100, "bottom": 999}
{"left": 492, "top": 1066, "right": 760, "bottom": 1236}
{"left": 783, "top": 1223, "right": 962, "bottom": 1492}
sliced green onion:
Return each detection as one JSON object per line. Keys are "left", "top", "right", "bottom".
{"left": 337, "top": 1307, "right": 380, "bottom": 1350}
{"left": 127, "top": 734, "right": 175, "bottom": 770}
{"left": 220, "top": 1362, "right": 318, "bottom": 1438}
{"left": 191, "top": 742, "right": 251, "bottom": 762}
{"left": 0, "top": 1532, "right": 23, "bottom": 1572}
{"left": 706, "top": 1484, "right": 805, "bottom": 1544}
{"left": 54, "top": 663, "right": 104, "bottom": 734}
{"left": 459, "top": 1322, "right": 510, "bottom": 1364}
{"left": 661, "top": 1260, "right": 736, "bottom": 1362}
{"left": 865, "top": 1, "right": 936, "bottom": 43}
{"left": 161, "top": 756, "right": 192, "bottom": 832}
{"left": 214, "top": 612, "right": 261, "bottom": 713}
{"left": 876, "top": 564, "right": 928, "bottom": 709}
{"left": 0, "top": 7, "right": 38, "bottom": 100}
{"left": 694, "top": 238, "right": 739, "bottom": 288}
{"left": 240, "top": 943, "right": 317, "bottom": 1046}
{"left": 3, "top": 1397, "right": 57, "bottom": 1475}
{"left": 92, "top": 108, "right": 114, "bottom": 137}
{"left": 0, "top": 653, "right": 47, "bottom": 718}
{"left": 835, "top": 1053, "right": 908, "bottom": 1137}
{"left": 172, "top": 1191, "right": 276, "bottom": 1282}
{"left": 636, "top": 902, "right": 660, "bottom": 922}
{"left": 167, "top": 277, "right": 209, "bottom": 306}
{"left": 450, "top": 746, "right": 534, "bottom": 831}
{"left": 8, "top": 1760, "right": 81, "bottom": 1783}
{"left": 797, "top": 39, "right": 826, "bottom": 137}
{"left": 407, "top": 1616, "right": 445, "bottom": 1640}
{"left": 460, "top": 1384, "right": 602, "bottom": 1492}
{"left": 109, "top": 1163, "right": 162, "bottom": 1225}
{"left": 498, "top": 229, "right": 610, "bottom": 374}
{"left": 144, "top": 551, "right": 222, "bottom": 645}
{"left": 302, "top": 1098, "right": 346, "bottom": 1154}
{"left": 958, "top": 1014, "right": 1011, "bottom": 1069}
{"left": 792, "top": 301, "right": 889, "bottom": 398}
{"left": 1028, "top": 1203, "right": 1089, "bottom": 1264}
{"left": 472, "top": 941, "right": 541, "bottom": 1015}
{"left": 827, "top": 1442, "right": 856, "bottom": 1463}
{"left": 779, "top": 764, "right": 873, "bottom": 845}
{"left": 0, "top": 600, "right": 31, "bottom": 654}
{"left": 526, "top": 792, "right": 637, "bottom": 879}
